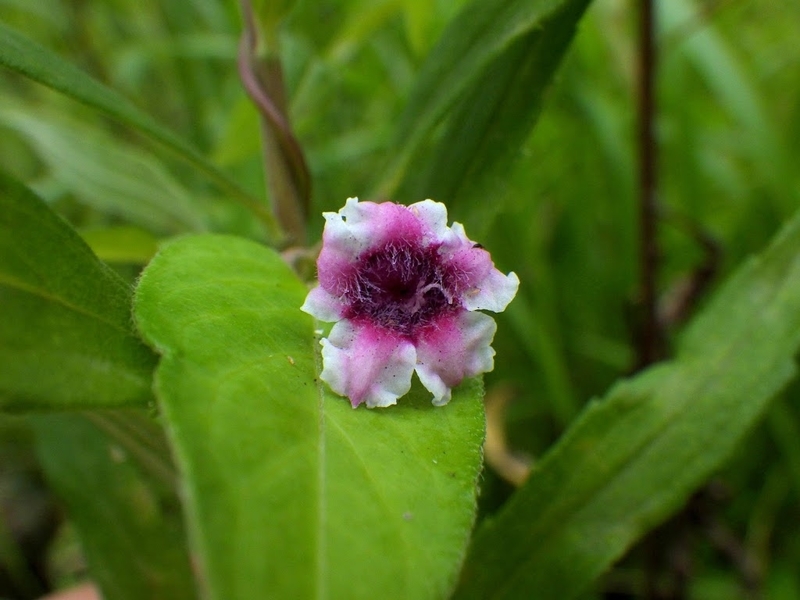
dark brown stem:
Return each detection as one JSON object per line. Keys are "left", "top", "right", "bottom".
{"left": 636, "top": 0, "right": 662, "bottom": 370}
{"left": 636, "top": 4, "right": 667, "bottom": 593}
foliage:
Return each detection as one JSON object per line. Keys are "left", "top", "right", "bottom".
{"left": 1, "top": 0, "right": 800, "bottom": 598}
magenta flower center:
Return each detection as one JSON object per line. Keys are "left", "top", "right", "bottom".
{"left": 344, "top": 241, "right": 459, "bottom": 337}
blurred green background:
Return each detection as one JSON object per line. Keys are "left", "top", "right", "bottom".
{"left": 2, "top": 0, "right": 800, "bottom": 597}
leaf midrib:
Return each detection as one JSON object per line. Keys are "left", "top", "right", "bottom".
{"left": 312, "top": 327, "right": 328, "bottom": 600}
{"left": 0, "top": 274, "right": 132, "bottom": 335}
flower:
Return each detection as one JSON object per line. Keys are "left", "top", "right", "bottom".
{"left": 301, "top": 198, "right": 519, "bottom": 408}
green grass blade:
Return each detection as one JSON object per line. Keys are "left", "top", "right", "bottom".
{"left": 0, "top": 21, "right": 279, "bottom": 239}
{"left": 0, "top": 107, "right": 207, "bottom": 233}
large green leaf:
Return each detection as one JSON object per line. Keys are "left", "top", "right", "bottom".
{"left": 453, "top": 209, "right": 800, "bottom": 599}
{"left": 0, "top": 21, "right": 278, "bottom": 239}
{"left": 34, "top": 413, "right": 196, "bottom": 600}
{"left": 0, "top": 171, "right": 156, "bottom": 409}
{"left": 377, "top": 0, "right": 591, "bottom": 223}
{"left": 134, "top": 234, "right": 485, "bottom": 600}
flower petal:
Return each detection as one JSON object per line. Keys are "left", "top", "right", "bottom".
{"left": 316, "top": 198, "right": 364, "bottom": 295}
{"left": 438, "top": 222, "right": 519, "bottom": 312}
{"left": 323, "top": 198, "right": 426, "bottom": 258}
{"left": 306, "top": 197, "right": 519, "bottom": 408}
{"left": 414, "top": 311, "right": 497, "bottom": 406}
{"left": 317, "top": 198, "right": 427, "bottom": 296}
{"left": 342, "top": 198, "right": 426, "bottom": 246}
{"left": 300, "top": 286, "right": 345, "bottom": 322}
{"left": 320, "top": 319, "right": 416, "bottom": 408}
{"left": 409, "top": 199, "right": 449, "bottom": 241}
{"left": 461, "top": 270, "right": 520, "bottom": 313}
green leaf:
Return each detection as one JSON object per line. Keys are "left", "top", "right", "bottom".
{"left": 80, "top": 226, "right": 159, "bottom": 265}
{"left": 453, "top": 209, "right": 800, "bottom": 599}
{"left": 134, "top": 234, "right": 485, "bottom": 600}
{"left": 0, "top": 107, "right": 207, "bottom": 233}
{"left": 0, "top": 21, "right": 279, "bottom": 239}
{"left": 377, "top": 0, "right": 591, "bottom": 223}
{"left": 0, "top": 171, "right": 156, "bottom": 409}
{"left": 33, "top": 413, "right": 196, "bottom": 600}
{"left": 661, "top": 0, "right": 789, "bottom": 204}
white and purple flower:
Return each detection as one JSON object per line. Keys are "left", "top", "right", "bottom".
{"left": 301, "top": 198, "right": 519, "bottom": 408}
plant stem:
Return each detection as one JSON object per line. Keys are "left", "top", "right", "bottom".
{"left": 238, "top": 0, "right": 310, "bottom": 246}
{"left": 636, "top": 0, "right": 661, "bottom": 369}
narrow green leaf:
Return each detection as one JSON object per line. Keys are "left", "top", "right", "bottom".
{"left": 377, "top": 0, "right": 591, "bottom": 213}
{"left": 453, "top": 210, "right": 800, "bottom": 599}
{"left": 0, "top": 21, "right": 279, "bottom": 239}
{"left": 134, "top": 234, "right": 485, "bottom": 600}
{"left": 33, "top": 413, "right": 196, "bottom": 600}
{"left": 661, "top": 0, "right": 788, "bottom": 199}
{"left": 0, "top": 171, "right": 156, "bottom": 409}
{"left": 0, "top": 107, "right": 206, "bottom": 233}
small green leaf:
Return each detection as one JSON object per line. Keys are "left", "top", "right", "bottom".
{"left": 454, "top": 209, "right": 800, "bottom": 599}
{"left": 377, "top": 0, "right": 591, "bottom": 217}
{"left": 134, "top": 234, "right": 485, "bottom": 600}
{"left": 0, "top": 21, "right": 279, "bottom": 239}
{"left": 33, "top": 413, "right": 196, "bottom": 600}
{"left": 0, "top": 171, "right": 156, "bottom": 409}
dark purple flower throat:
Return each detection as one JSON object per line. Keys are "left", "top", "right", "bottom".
{"left": 343, "top": 241, "right": 459, "bottom": 337}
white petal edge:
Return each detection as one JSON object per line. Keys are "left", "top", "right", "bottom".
{"left": 300, "top": 286, "right": 345, "bottom": 322}
{"left": 320, "top": 319, "right": 417, "bottom": 408}
{"left": 415, "top": 366, "right": 453, "bottom": 407}
{"left": 320, "top": 197, "right": 366, "bottom": 260}
{"left": 409, "top": 199, "right": 449, "bottom": 240}
{"left": 462, "top": 270, "right": 520, "bottom": 312}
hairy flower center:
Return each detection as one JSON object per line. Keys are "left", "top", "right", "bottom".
{"left": 345, "top": 242, "right": 458, "bottom": 336}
